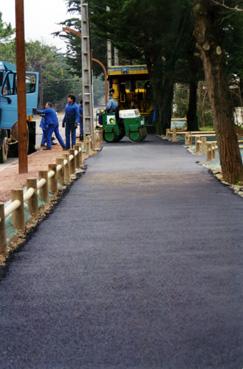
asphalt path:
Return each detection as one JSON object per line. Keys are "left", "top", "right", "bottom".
{"left": 0, "top": 136, "right": 243, "bottom": 369}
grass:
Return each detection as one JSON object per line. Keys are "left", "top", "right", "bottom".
{"left": 199, "top": 125, "right": 214, "bottom": 132}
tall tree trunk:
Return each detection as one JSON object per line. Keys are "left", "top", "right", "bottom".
{"left": 193, "top": 0, "right": 243, "bottom": 184}
{"left": 159, "top": 79, "right": 174, "bottom": 134}
{"left": 149, "top": 63, "right": 174, "bottom": 135}
{"left": 187, "top": 80, "right": 199, "bottom": 131}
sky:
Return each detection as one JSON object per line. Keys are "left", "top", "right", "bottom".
{"left": 0, "top": 0, "right": 70, "bottom": 50}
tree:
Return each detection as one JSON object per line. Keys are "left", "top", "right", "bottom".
{"left": 0, "top": 12, "right": 14, "bottom": 43}
{"left": 89, "top": 0, "right": 194, "bottom": 133}
{"left": 57, "top": 0, "right": 107, "bottom": 75}
{"left": 193, "top": 0, "right": 243, "bottom": 183}
{"left": 0, "top": 39, "right": 81, "bottom": 107}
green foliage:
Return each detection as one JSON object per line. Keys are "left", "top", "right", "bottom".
{"left": 57, "top": 0, "right": 107, "bottom": 75}
{"left": 173, "top": 84, "right": 189, "bottom": 118}
{"left": 0, "top": 12, "right": 14, "bottom": 43}
{"left": 60, "top": 0, "right": 243, "bottom": 129}
{"left": 0, "top": 38, "right": 81, "bottom": 107}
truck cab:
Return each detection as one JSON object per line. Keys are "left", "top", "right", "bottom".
{"left": 0, "top": 61, "right": 39, "bottom": 162}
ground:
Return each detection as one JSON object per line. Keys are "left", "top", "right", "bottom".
{"left": 0, "top": 136, "right": 243, "bottom": 369}
{"left": 0, "top": 114, "right": 67, "bottom": 202}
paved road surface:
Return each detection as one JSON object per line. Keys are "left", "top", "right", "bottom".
{"left": 0, "top": 136, "right": 243, "bottom": 369}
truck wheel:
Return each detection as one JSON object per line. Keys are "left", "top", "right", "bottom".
{"left": 0, "top": 137, "right": 8, "bottom": 163}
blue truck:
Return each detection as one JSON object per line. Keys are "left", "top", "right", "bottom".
{"left": 0, "top": 61, "right": 39, "bottom": 162}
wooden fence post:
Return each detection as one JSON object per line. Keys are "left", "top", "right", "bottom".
{"left": 172, "top": 128, "right": 177, "bottom": 143}
{"left": 195, "top": 137, "right": 202, "bottom": 153}
{"left": 74, "top": 145, "right": 81, "bottom": 169}
{"left": 11, "top": 189, "right": 25, "bottom": 231}
{"left": 69, "top": 149, "right": 76, "bottom": 175}
{"left": 39, "top": 171, "right": 49, "bottom": 203}
{"left": 0, "top": 203, "right": 7, "bottom": 256}
{"left": 56, "top": 158, "right": 65, "bottom": 187}
{"left": 27, "top": 178, "right": 38, "bottom": 217}
{"left": 201, "top": 137, "right": 207, "bottom": 154}
{"left": 63, "top": 154, "right": 71, "bottom": 184}
{"left": 48, "top": 164, "right": 58, "bottom": 194}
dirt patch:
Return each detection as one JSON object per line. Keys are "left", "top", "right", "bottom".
{"left": 0, "top": 146, "right": 65, "bottom": 202}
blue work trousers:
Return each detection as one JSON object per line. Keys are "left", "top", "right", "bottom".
{"left": 65, "top": 123, "right": 76, "bottom": 149}
{"left": 41, "top": 129, "right": 47, "bottom": 146}
{"left": 47, "top": 124, "right": 65, "bottom": 149}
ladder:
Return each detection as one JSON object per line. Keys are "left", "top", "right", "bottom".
{"left": 81, "top": 1, "right": 94, "bottom": 138}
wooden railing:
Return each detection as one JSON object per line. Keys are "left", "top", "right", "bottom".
{"left": 0, "top": 131, "right": 103, "bottom": 258}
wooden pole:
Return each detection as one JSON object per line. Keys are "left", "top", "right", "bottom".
{"left": 39, "top": 171, "right": 49, "bottom": 203}
{"left": 69, "top": 149, "right": 76, "bottom": 175}
{"left": 63, "top": 154, "right": 71, "bottom": 184}
{"left": 15, "top": 0, "right": 28, "bottom": 174}
{"left": 11, "top": 189, "right": 25, "bottom": 231}
{"left": 56, "top": 158, "right": 65, "bottom": 187}
{"left": 48, "top": 164, "right": 58, "bottom": 194}
{"left": 27, "top": 178, "right": 38, "bottom": 217}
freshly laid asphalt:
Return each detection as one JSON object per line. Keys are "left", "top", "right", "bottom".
{"left": 0, "top": 136, "right": 243, "bottom": 369}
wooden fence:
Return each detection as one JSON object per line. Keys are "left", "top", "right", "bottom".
{"left": 0, "top": 131, "right": 103, "bottom": 258}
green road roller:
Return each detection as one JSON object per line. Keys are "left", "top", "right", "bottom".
{"left": 102, "top": 112, "right": 125, "bottom": 143}
{"left": 102, "top": 109, "right": 147, "bottom": 143}
{"left": 119, "top": 109, "right": 147, "bottom": 142}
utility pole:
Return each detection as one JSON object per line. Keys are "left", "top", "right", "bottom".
{"left": 114, "top": 48, "right": 119, "bottom": 66}
{"left": 107, "top": 40, "right": 112, "bottom": 68}
{"left": 15, "top": 0, "right": 28, "bottom": 173}
{"left": 106, "top": 6, "right": 112, "bottom": 68}
{"left": 81, "top": 1, "right": 94, "bottom": 141}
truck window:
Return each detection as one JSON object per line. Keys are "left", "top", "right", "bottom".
{"left": 0, "top": 72, "right": 3, "bottom": 87}
{"left": 26, "top": 74, "right": 36, "bottom": 93}
{"left": 2, "top": 73, "right": 16, "bottom": 96}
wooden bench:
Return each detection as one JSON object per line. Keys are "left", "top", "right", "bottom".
{"left": 185, "top": 132, "right": 216, "bottom": 145}
{"left": 165, "top": 129, "right": 216, "bottom": 144}
{"left": 202, "top": 139, "right": 243, "bottom": 161}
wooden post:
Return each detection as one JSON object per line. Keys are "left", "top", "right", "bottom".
{"left": 212, "top": 145, "right": 216, "bottom": 159}
{"left": 185, "top": 133, "right": 190, "bottom": 145}
{"left": 172, "top": 128, "right": 177, "bottom": 143}
{"left": 195, "top": 137, "right": 202, "bottom": 153}
{"left": 56, "top": 158, "right": 65, "bottom": 186}
{"left": 74, "top": 145, "right": 81, "bottom": 169}
{"left": 11, "top": 189, "right": 25, "bottom": 231}
{"left": 77, "top": 143, "right": 83, "bottom": 165}
{"left": 207, "top": 143, "right": 212, "bottom": 161}
{"left": 63, "top": 154, "right": 71, "bottom": 184}
{"left": 201, "top": 137, "right": 207, "bottom": 154}
{"left": 27, "top": 178, "right": 38, "bottom": 217}
{"left": 48, "top": 164, "right": 58, "bottom": 193}
{"left": 69, "top": 149, "right": 76, "bottom": 175}
{"left": 39, "top": 171, "right": 49, "bottom": 203}
{"left": 15, "top": 0, "right": 28, "bottom": 174}
{"left": 0, "top": 203, "right": 7, "bottom": 256}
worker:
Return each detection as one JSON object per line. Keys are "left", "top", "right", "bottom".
{"left": 63, "top": 95, "right": 80, "bottom": 149}
{"left": 37, "top": 102, "right": 65, "bottom": 150}
{"left": 40, "top": 116, "right": 48, "bottom": 147}
{"left": 106, "top": 89, "right": 118, "bottom": 113}
{"left": 79, "top": 99, "right": 84, "bottom": 141}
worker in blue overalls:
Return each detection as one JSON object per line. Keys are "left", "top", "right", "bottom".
{"left": 106, "top": 89, "right": 118, "bottom": 113}
{"left": 37, "top": 102, "right": 65, "bottom": 150}
{"left": 40, "top": 116, "right": 48, "bottom": 147}
{"left": 62, "top": 95, "right": 80, "bottom": 149}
